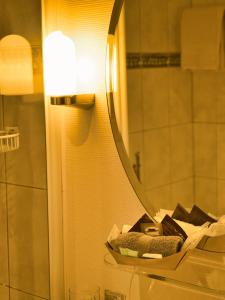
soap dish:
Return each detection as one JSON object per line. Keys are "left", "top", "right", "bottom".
{"left": 0, "top": 127, "right": 20, "bottom": 153}
{"left": 105, "top": 242, "right": 187, "bottom": 270}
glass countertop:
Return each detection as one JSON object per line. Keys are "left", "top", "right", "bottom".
{"left": 104, "top": 248, "right": 225, "bottom": 298}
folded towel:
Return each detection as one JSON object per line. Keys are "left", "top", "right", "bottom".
{"left": 110, "top": 232, "right": 183, "bottom": 257}
{"left": 172, "top": 203, "right": 190, "bottom": 223}
{"left": 181, "top": 6, "right": 225, "bottom": 70}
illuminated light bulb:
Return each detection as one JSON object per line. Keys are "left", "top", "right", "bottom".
{"left": 0, "top": 35, "right": 33, "bottom": 95}
{"left": 44, "top": 31, "right": 77, "bottom": 97}
{"left": 77, "top": 57, "right": 95, "bottom": 93}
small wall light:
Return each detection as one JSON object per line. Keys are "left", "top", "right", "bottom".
{"left": 43, "top": 31, "right": 95, "bottom": 109}
{"left": 0, "top": 35, "right": 33, "bottom": 95}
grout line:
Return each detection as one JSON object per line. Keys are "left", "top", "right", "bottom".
{"left": 129, "top": 121, "right": 225, "bottom": 134}
{"left": 145, "top": 176, "right": 193, "bottom": 192}
{"left": 9, "top": 286, "right": 49, "bottom": 300}
{"left": 216, "top": 77, "right": 219, "bottom": 215}
{"left": 193, "top": 121, "right": 225, "bottom": 125}
{"left": 190, "top": 70, "right": 196, "bottom": 205}
{"left": 1, "top": 281, "right": 49, "bottom": 299}
{"left": 166, "top": 0, "right": 173, "bottom": 206}
{"left": 0, "top": 181, "right": 47, "bottom": 191}
{"left": 195, "top": 175, "right": 220, "bottom": 181}
{"left": 167, "top": 0, "right": 172, "bottom": 205}
{"left": 129, "top": 121, "right": 191, "bottom": 135}
{"left": 139, "top": 0, "right": 145, "bottom": 185}
{"left": 2, "top": 96, "right": 11, "bottom": 298}
{"left": 168, "top": 71, "right": 173, "bottom": 207}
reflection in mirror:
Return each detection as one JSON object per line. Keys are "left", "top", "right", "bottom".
{"left": 107, "top": 0, "right": 225, "bottom": 219}
{"left": 0, "top": 1, "right": 50, "bottom": 299}
{"left": 0, "top": 34, "right": 34, "bottom": 95}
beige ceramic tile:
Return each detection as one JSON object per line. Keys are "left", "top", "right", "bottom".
{"left": 127, "top": 69, "right": 143, "bottom": 133}
{"left": 0, "top": 97, "right": 3, "bottom": 127}
{"left": 193, "top": 72, "right": 217, "bottom": 123}
{"left": 10, "top": 289, "right": 44, "bottom": 300}
{"left": 142, "top": 69, "right": 169, "bottom": 130}
{"left": 4, "top": 96, "right": 47, "bottom": 189}
{"left": 217, "top": 180, "right": 225, "bottom": 216}
{"left": 145, "top": 185, "right": 171, "bottom": 212}
{"left": 0, "top": 154, "right": 5, "bottom": 182}
{"left": 128, "top": 132, "right": 143, "bottom": 183}
{"left": 0, "top": 286, "right": 9, "bottom": 300}
{"left": 171, "top": 178, "right": 194, "bottom": 209}
{"left": 143, "top": 128, "right": 170, "bottom": 189}
{"left": 216, "top": 0, "right": 225, "bottom": 3}
{"left": 193, "top": 71, "right": 225, "bottom": 123}
{"left": 169, "top": 69, "right": 192, "bottom": 125}
{"left": 171, "top": 124, "right": 193, "bottom": 181}
{"left": 140, "top": 0, "right": 169, "bottom": 52}
{"left": 218, "top": 125, "right": 225, "bottom": 179}
{"left": 195, "top": 178, "right": 217, "bottom": 215}
{"left": 124, "top": 0, "right": 141, "bottom": 52}
{"left": 8, "top": 185, "right": 49, "bottom": 298}
{"left": 193, "top": 70, "right": 225, "bottom": 124}
{"left": 194, "top": 124, "right": 217, "bottom": 178}
{"left": 168, "top": 0, "right": 192, "bottom": 51}
{"left": 0, "top": 184, "right": 8, "bottom": 285}
{"left": 0, "top": 0, "right": 42, "bottom": 45}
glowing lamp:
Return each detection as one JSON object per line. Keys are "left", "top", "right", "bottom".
{"left": 44, "top": 31, "right": 95, "bottom": 109}
{"left": 0, "top": 35, "right": 33, "bottom": 95}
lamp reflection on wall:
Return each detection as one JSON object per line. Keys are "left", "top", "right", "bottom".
{"left": 43, "top": 31, "right": 95, "bottom": 109}
{"left": 106, "top": 35, "right": 118, "bottom": 94}
{"left": 0, "top": 35, "right": 33, "bottom": 95}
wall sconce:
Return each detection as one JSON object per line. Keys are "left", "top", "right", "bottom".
{"left": 0, "top": 35, "right": 33, "bottom": 95}
{"left": 44, "top": 31, "right": 95, "bottom": 109}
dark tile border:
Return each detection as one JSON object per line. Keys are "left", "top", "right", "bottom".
{"left": 127, "top": 52, "right": 180, "bottom": 69}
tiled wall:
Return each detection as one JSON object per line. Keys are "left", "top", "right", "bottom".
{"left": 125, "top": 0, "right": 225, "bottom": 215}
{"left": 0, "top": 1, "right": 50, "bottom": 299}
{"left": 125, "top": 0, "right": 194, "bottom": 213}
{"left": 193, "top": 71, "right": 225, "bottom": 215}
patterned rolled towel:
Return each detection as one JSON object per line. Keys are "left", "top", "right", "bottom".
{"left": 110, "top": 232, "right": 183, "bottom": 257}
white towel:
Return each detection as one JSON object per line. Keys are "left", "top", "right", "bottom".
{"left": 181, "top": 6, "right": 225, "bottom": 70}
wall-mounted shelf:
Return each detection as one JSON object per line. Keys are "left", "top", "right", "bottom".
{"left": 104, "top": 248, "right": 225, "bottom": 298}
{"left": 50, "top": 94, "right": 95, "bottom": 109}
{"left": 0, "top": 127, "right": 19, "bottom": 153}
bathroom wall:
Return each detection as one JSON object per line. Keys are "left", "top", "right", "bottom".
{"left": 0, "top": 1, "right": 50, "bottom": 299}
{"left": 43, "top": 1, "right": 225, "bottom": 300}
{"left": 126, "top": 0, "right": 225, "bottom": 216}
{"left": 43, "top": 0, "right": 146, "bottom": 299}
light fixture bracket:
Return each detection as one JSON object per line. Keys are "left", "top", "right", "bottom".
{"left": 50, "top": 94, "right": 95, "bottom": 109}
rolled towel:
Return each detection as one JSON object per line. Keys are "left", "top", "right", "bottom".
{"left": 110, "top": 232, "right": 183, "bottom": 257}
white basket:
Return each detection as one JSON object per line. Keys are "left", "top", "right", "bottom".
{"left": 0, "top": 127, "right": 20, "bottom": 153}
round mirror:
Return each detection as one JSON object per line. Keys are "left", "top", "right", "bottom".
{"left": 107, "top": 0, "right": 225, "bottom": 218}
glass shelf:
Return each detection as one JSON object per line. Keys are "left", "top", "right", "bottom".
{"left": 104, "top": 248, "right": 225, "bottom": 298}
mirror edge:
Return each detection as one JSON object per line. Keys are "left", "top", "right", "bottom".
{"left": 106, "top": 0, "right": 157, "bottom": 222}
